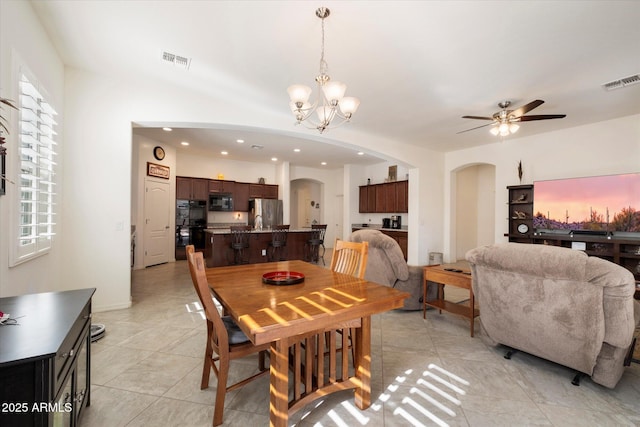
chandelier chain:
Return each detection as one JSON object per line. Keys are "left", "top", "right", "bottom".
{"left": 319, "top": 13, "right": 328, "bottom": 79}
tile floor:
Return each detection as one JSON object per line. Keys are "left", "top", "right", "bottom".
{"left": 85, "top": 260, "right": 640, "bottom": 426}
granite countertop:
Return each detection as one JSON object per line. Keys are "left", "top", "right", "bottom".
{"left": 351, "top": 224, "right": 408, "bottom": 232}
{"left": 205, "top": 228, "right": 312, "bottom": 234}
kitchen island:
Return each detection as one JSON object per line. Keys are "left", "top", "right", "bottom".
{"left": 204, "top": 228, "right": 316, "bottom": 267}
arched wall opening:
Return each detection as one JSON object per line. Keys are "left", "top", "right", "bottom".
{"left": 450, "top": 163, "right": 496, "bottom": 261}
{"left": 290, "top": 178, "right": 324, "bottom": 229}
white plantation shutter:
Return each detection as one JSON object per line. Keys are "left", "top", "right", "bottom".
{"left": 14, "top": 71, "right": 58, "bottom": 263}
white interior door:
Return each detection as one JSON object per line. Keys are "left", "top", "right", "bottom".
{"left": 335, "top": 195, "right": 344, "bottom": 240}
{"left": 144, "top": 180, "right": 171, "bottom": 267}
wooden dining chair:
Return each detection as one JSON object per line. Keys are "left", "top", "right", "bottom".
{"left": 329, "top": 238, "right": 369, "bottom": 279}
{"left": 327, "top": 238, "right": 369, "bottom": 364}
{"left": 187, "top": 250, "right": 270, "bottom": 426}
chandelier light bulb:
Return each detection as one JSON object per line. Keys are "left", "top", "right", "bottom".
{"left": 490, "top": 126, "right": 500, "bottom": 136}
{"left": 322, "top": 81, "right": 347, "bottom": 103}
{"left": 509, "top": 123, "right": 520, "bottom": 133}
{"left": 316, "top": 106, "right": 333, "bottom": 123}
{"left": 339, "top": 97, "right": 360, "bottom": 115}
{"left": 287, "top": 85, "right": 312, "bottom": 105}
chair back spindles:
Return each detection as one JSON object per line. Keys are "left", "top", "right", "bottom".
{"left": 329, "top": 239, "right": 369, "bottom": 279}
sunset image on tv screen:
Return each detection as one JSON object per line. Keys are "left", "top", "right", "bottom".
{"left": 533, "top": 173, "right": 640, "bottom": 232}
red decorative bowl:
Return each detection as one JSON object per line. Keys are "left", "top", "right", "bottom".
{"left": 262, "top": 271, "right": 305, "bottom": 286}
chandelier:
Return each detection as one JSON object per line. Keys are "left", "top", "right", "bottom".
{"left": 287, "top": 7, "right": 360, "bottom": 133}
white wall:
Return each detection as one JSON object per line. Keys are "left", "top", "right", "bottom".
{"left": 0, "top": 1, "right": 65, "bottom": 297}
{"left": 175, "top": 151, "right": 277, "bottom": 184}
{"left": 454, "top": 164, "right": 495, "bottom": 260}
{"left": 444, "top": 114, "right": 640, "bottom": 262}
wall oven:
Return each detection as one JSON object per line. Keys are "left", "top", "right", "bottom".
{"left": 176, "top": 200, "right": 207, "bottom": 259}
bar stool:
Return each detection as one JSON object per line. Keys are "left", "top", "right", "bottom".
{"left": 268, "top": 225, "right": 290, "bottom": 261}
{"left": 306, "top": 224, "right": 327, "bottom": 265}
{"left": 229, "top": 225, "right": 251, "bottom": 265}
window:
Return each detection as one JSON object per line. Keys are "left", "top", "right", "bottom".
{"left": 12, "top": 71, "right": 58, "bottom": 264}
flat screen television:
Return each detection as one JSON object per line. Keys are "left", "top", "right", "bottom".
{"left": 533, "top": 172, "right": 640, "bottom": 233}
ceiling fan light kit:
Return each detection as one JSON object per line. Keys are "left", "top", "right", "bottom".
{"left": 459, "top": 99, "right": 566, "bottom": 137}
{"left": 287, "top": 7, "right": 360, "bottom": 134}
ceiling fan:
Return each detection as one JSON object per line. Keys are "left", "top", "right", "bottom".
{"left": 458, "top": 99, "right": 566, "bottom": 136}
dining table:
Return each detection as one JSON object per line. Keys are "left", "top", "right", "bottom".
{"left": 205, "top": 259, "right": 409, "bottom": 427}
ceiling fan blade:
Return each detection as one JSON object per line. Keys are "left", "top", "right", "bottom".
{"left": 509, "top": 99, "right": 544, "bottom": 118}
{"left": 456, "top": 122, "right": 494, "bottom": 134}
{"left": 518, "top": 114, "right": 566, "bottom": 121}
{"left": 461, "top": 115, "right": 494, "bottom": 120}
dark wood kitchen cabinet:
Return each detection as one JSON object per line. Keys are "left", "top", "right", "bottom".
{"left": 209, "top": 179, "right": 235, "bottom": 194}
{"left": 367, "top": 185, "right": 376, "bottom": 212}
{"left": 375, "top": 184, "right": 387, "bottom": 213}
{"left": 359, "top": 181, "right": 408, "bottom": 214}
{"left": 0, "top": 288, "right": 95, "bottom": 427}
{"left": 176, "top": 177, "right": 209, "bottom": 200}
{"left": 234, "top": 182, "right": 250, "bottom": 212}
{"left": 359, "top": 186, "right": 368, "bottom": 213}
{"left": 395, "top": 180, "right": 408, "bottom": 213}
{"left": 249, "top": 183, "right": 278, "bottom": 199}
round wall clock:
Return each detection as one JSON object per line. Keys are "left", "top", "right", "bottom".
{"left": 153, "top": 146, "right": 165, "bottom": 161}
{"left": 517, "top": 223, "right": 529, "bottom": 234}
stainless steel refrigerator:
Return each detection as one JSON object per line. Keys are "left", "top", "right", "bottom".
{"left": 248, "top": 199, "right": 283, "bottom": 230}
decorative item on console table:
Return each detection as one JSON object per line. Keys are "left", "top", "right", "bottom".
{"left": 506, "top": 184, "right": 534, "bottom": 243}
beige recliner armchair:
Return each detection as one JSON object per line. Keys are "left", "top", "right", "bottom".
{"left": 350, "top": 229, "right": 437, "bottom": 310}
{"left": 466, "top": 242, "right": 640, "bottom": 388}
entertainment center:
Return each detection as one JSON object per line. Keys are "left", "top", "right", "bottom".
{"left": 506, "top": 173, "right": 640, "bottom": 282}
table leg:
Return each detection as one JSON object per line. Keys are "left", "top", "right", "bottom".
{"left": 422, "top": 278, "right": 427, "bottom": 319}
{"left": 270, "top": 337, "right": 290, "bottom": 427}
{"left": 469, "top": 289, "right": 475, "bottom": 337}
{"left": 354, "top": 316, "right": 371, "bottom": 409}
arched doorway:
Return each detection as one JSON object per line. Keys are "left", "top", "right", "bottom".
{"left": 290, "top": 178, "right": 323, "bottom": 229}
{"left": 453, "top": 163, "right": 496, "bottom": 260}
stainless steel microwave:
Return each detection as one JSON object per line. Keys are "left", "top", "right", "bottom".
{"left": 209, "top": 193, "right": 234, "bottom": 211}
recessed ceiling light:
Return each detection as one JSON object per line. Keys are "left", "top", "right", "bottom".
{"left": 162, "top": 127, "right": 172, "bottom": 132}
{"left": 294, "top": 148, "right": 301, "bottom": 152}
{"left": 321, "top": 162, "right": 327, "bottom": 166}
{"left": 271, "top": 157, "right": 278, "bottom": 161}
{"left": 236, "top": 139, "right": 244, "bottom": 144}
{"left": 221, "top": 151, "right": 228, "bottom": 155}
{"left": 357, "top": 151, "right": 364, "bottom": 156}
{"left": 181, "top": 141, "right": 189, "bottom": 146}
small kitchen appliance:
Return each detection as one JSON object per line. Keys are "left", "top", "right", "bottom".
{"left": 382, "top": 218, "right": 391, "bottom": 228}
{"left": 391, "top": 215, "right": 402, "bottom": 229}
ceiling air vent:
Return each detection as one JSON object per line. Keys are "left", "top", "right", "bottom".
{"left": 161, "top": 51, "right": 191, "bottom": 70}
{"left": 602, "top": 73, "right": 640, "bottom": 91}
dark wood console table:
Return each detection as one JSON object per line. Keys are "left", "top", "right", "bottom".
{"left": 0, "top": 288, "right": 95, "bottom": 427}
{"left": 530, "top": 233, "right": 640, "bottom": 282}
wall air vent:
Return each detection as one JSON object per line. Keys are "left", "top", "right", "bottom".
{"left": 161, "top": 51, "right": 191, "bottom": 70}
{"left": 602, "top": 73, "right": 640, "bottom": 91}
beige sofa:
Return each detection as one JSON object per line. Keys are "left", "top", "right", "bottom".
{"left": 466, "top": 242, "right": 640, "bottom": 388}
{"left": 349, "top": 229, "right": 437, "bottom": 310}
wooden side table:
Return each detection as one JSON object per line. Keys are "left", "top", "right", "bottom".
{"left": 423, "top": 264, "right": 479, "bottom": 337}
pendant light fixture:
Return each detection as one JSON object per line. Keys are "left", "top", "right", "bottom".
{"left": 287, "top": 7, "right": 360, "bottom": 134}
